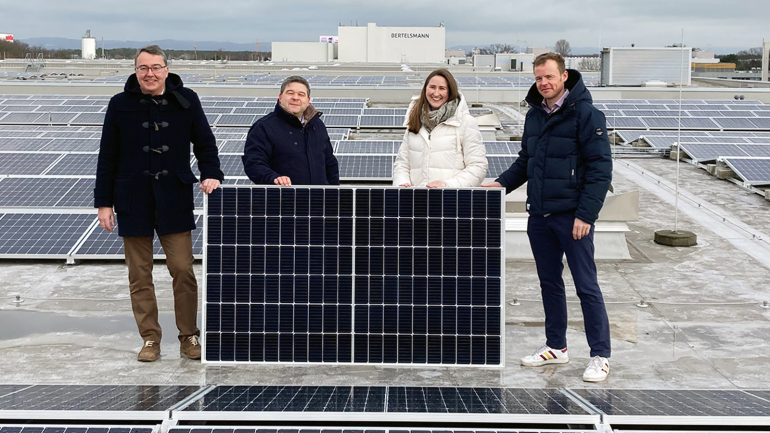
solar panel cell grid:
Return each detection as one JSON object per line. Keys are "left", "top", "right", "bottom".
{"left": 571, "top": 389, "right": 770, "bottom": 417}
{"left": 204, "top": 186, "right": 504, "bottom": 365}
{"left": 0, "top": 384, "right": 200, "bottom": 411}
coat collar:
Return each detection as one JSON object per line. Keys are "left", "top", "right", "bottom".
{"left": 273, "top": 102, "right": 322, "bottom": 127}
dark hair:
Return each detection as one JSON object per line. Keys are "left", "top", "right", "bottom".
{"left": 407, "top": 69, "right": 459, "bottom": 134}
{"left": 134, "top": 45, "right": 167, "bottom": 67}
{"left": 281, "top": 76, "right": 311, "bottom": 96}
{"left": 533, "top": 52, "right": 565, "bottom": 74}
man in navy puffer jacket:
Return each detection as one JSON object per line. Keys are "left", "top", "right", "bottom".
{"left": 242, "top": 76, "right": 339, "bottom": 186}
{"left": 483, "top": 53, "right": 612, "bottom": 382}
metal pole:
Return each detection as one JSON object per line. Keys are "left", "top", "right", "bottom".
{"left": 675, "top": 29, "right": 685, "bottom": 233}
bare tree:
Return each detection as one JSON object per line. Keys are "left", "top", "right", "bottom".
{"left": 478, "top": 43, "right": 517, "bottom": 55}
{"left": 578, "top": 57, "right": 601, "bottom": 71}
{"left": 554, "top": 39, "right": 571, "bottom": 56}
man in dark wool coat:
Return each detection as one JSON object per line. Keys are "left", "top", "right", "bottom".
{"left": 94, "top": 45, "right": 224, "bottom": 362}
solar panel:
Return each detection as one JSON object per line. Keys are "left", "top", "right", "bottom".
{"left": 359, "top": 116, "right": 403, "bottom": 127}
{"left": 218, "top": 141, "right": 244, "bottom": 153}
{"left": 323, "top": 116, "right": 360, "bottom": 127}
{"left": 0, "top": 153, "right": 62, "bottom": 175}
{"left": 179, "top": 386, "right": 590, "bottom": 421}
{"left": 605, "top": 117, "right": 646, "bottom": 129}
{"left": 44, "top": 154, "right": 98, "bottom": 176}
{"left": 678, "top": 143, "right": 747, "bottom": 162}
{"left": 203, "top": 186, "right": 504, "bottom": 366}
{"left": 215, "top": 154, "right": 248, "bottom": 177}
{"left": 569, "top": 389, "right": 770, "bottom": 423}
{"left": 723, "top": 158, "right": 770, "bottom": 184}
{"left": 0, "top": 138, "right": 53, "bottom": 151}
{"left": 713, "top": 118, "right": 758, "bottom": 129}
{"left": 0, "top": 113, "right": 45, "bottom": 123}
{"left": 217, "top": 115, "right": 257, "bottom": 126}
{"left": 486, "top": 156, "right": 517, "bottom": 178}
{"left": 70, "top": 113, "right": 106, "bottom": 125}
{"left": 337, "top": 155, "right": 394, "bottom": 179}
{"left": 749, "top": 118, "right": 770, "bottom": 129}
{"left": 0, "top": 384, "right": 201, "bottom": 419}
{"left": 204, "top": 106, "right": 237, "bottom": 114}
{"left": 0, "top": 427, "right": 153, "bottom": 433}
{"left": 0, "top": 213, "right": 94, "bottom": 257}
{"left": 73, "top": 216, "right": 204, "bottom": 258}
{"left": 0, "top": 178, "right": 83, "bottom": 207}
{"left": 336, "top": 141, "right": 399, "bottom": 154}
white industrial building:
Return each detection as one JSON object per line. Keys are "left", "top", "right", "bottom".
{"left": 338, "top": 23, "right": 445, "bottom": 63}
{"left": 600, "top": 47, "right": 692, "bottom": 86}
{"left": 272, "top": 42, "right": 337, "bottom": 63}
{"left": 0, "top": 33, "right": 13, "bottom": 42}
{"left": 271, "top": 23, "right": 445, "bottom": 63}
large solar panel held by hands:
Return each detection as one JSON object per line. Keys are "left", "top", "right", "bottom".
{"left": 203, "top": 186, "right": 505, "bottom": 366}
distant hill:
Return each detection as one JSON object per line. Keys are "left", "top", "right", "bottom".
{"left": 447, "top": 44, "right": 750, "bottom": 56}
{"left": 447, "top": 44, "right": 601, "bottom": 55}
{"left": 19, "top": 37, "right": 271, "bottom": 52}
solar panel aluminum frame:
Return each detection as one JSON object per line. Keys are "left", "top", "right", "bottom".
{"left": 565, "top": 389, "right": 770, "bottom": 427}
{"left": 202, "top": 185, "right": 506, "bottom": 367}
{"left": 0, "top": 384, "right": 210, "bottom": 422}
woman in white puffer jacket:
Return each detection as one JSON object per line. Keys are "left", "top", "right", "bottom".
{"left": 393, "top": 68, "right": 488, "bottom": 188}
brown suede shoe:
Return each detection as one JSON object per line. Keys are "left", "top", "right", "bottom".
{"left": 180, "top": 335, "right": 201, "bottom": 360}
{"left": 137, "top": 340, "right": 160, "bottom": 362}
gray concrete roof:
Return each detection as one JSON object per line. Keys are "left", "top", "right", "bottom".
{"left": 1, "top": 156, "right": 769, "bottom": 389}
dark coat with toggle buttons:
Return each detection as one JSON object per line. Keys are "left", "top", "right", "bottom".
{"left": 94, "top": 73, "right": 224, "bottom": 237}
{"left": 242, "top": 103, "right": 339, "bottom": 185}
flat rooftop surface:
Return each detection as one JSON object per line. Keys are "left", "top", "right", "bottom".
{"left": 1, "top": 156, "right": 769, "bottom": 389}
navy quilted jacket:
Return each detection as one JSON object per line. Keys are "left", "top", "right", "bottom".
{"left": 496, "top": 70, "right": 612, "bottom": 224}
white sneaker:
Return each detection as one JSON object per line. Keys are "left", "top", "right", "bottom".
{"left": 520, "top": 344, "right": 569, "bottom": 367}
{"left": 583, "top": 356, "right": 610, "bottom": 382}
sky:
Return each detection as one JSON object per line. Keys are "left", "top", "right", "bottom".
{"left": 1, "top": 0, "right": 768, "bottom": 53}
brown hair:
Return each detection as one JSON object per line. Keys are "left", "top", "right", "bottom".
{"left": 407, "top": 69, "right": 459, "bottom": 134}
{"left": 281, "top": 75, "right": 311, "bottom": 96}
{"left": 533, "top": 52, "right": 566, "bottom": 74}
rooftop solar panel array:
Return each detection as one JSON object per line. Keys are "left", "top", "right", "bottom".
{"left": 0, "top": 96, "right": 369, "bottom": 128}
{"left": 1, "top": 384, "right": 769, "bottom": 426}
{"left": 203, "top": 186, "right": 505, "bottom": 366}
{"left": 597, "top": 99, "right": 770, "bottom": 131}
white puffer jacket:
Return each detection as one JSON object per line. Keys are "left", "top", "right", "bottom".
{"left": 392, "top": 93, "right": 488, "bottom": 187}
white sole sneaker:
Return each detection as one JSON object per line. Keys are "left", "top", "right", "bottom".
{"left": 520, "top": 345, "right": 569, "bottom": 367}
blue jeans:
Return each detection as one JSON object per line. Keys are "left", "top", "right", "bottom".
{"left": 527, "top": 213, "right": 611, "bottom": 358}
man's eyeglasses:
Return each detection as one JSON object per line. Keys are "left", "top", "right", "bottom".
{"left": 135, "top": 65, "right": 167, "bottom": 74}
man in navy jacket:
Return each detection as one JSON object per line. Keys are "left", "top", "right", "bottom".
{"left": 242, "top": 76, "right": 339, "bottom": 186}
{"left": 95, "top": 45, "right": 223, "bottom": 362}
{"left": 483, "top": 53, "right": 613, "bottom": 382}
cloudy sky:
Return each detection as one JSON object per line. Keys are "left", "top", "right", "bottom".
{"left": 1, "top": 0, "right": 768, "bottom": 53}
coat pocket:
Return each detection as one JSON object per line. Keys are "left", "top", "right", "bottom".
{"left": 176, "top": 172, "right": 198, "bottom": 211}
{"left": 113, "top": 178, "right": 132, "bottom": 215}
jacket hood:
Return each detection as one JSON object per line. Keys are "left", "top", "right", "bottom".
{"left": 124, "top": 73, "right": 191, "bottom": 108}
{"left": 525, "top": 69, "right": 592, "bottom": 110}
{"left": 124, "top": 72, "right": 184, "bottom": 94}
